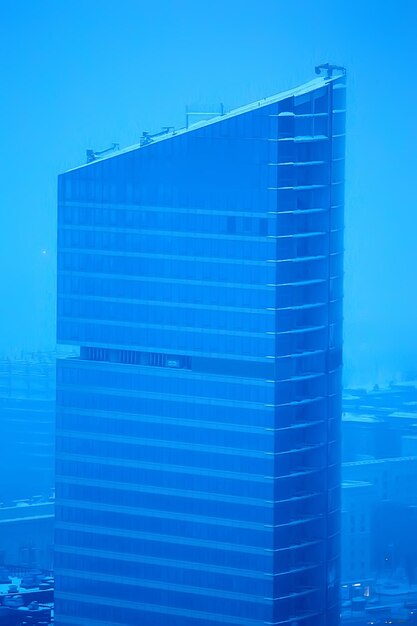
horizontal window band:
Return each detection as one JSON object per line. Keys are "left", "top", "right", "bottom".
{"left": 54, "top": 589, "right": 266, "bottom": 625}
{"left": 59, "top": 317, "right": 339, "bottom": 342}
{"left": 56, "top": 522, "right": 279, "bottom": 557}
{"left": 56, "top": 498, "right": 272, "bottom": 532}
{"left": 56, "top": 427, "right": 272, "bottom": 456}
{"left": 57, "top": 497, "right": 326, "bottom": 534}
{"left": 55, "top": 545, "right": 322, "bottom": 581}
{"left": 58, "top": 294, "right": 275, "bottom": 315}
{"left": 59, "top": 266, "right": 274, "bottom": 283}
{"left": 60, "top": 201, "right": 273, "bottom": 219}
{"left": 57, "top": 475, "right": 325, "bottom": 507}
{"left": 55, "top": 566, "right": 269, "bottom": 604}
{"left": 57, "top": 340, "right": 276, "bottom": 365}
{"left": 56, "top": 383, "right": 270, "bottom": 410}
{"left": 59, "top": 224, "right": 268, "bottom": 243}
{"left": 60, "top": 351, "right": 277, "bottom": 383}
{"left": 60, "top": 352, "right": 332, "bottom": 385}
{"left": 58, "top": 316, "right": 272, "bottom": 338}
{"left": 57, "top": 475, "right": 270, "bottom": 507}
{"left": 56, "top": 451, "right": 325, "bottom": 481}
{"left": 59, "top": 249, "right": 273, "bottom": 267}
{"left": 57, "top": 428, "right": 321, "bottom": 458}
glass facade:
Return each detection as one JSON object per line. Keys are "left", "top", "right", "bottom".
{"left": 55, "top": 74, "right": 345, "bottom": 626}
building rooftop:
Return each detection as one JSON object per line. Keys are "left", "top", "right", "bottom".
{"left": 66, "top": 74, "right": 343, "bottom": 174}
{"left": 342, "top": 480, "right": 373, "bottom": 489}
{"left": 0, "top": 495, "right": 54, "bottom": 523}
{"left": 342, "top": 413, "right": 379, "bottom": 424}
{"left": 343, "top": 455, "right": 417, "bottom": 467}
{"left": 389, "top": 411, "right": 417, "bottom": 419}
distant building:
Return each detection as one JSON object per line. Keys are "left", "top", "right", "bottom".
{"left": 0, "top": 497, "right": 54, "bottom": 571}
{"left": 0, "top": 564, "right": 54, "bottom": 625}
{"left": 343, "top": 456, "right": 417, "bottom": 505}
{"left": 340, "top": 384, "right": 417, "bottom": 592}
{"left": 343, "top": 382, "right": 417, "bottom": 424}
{"left": 0, "top": 355, "right": 55, "bottom": 500}
{"left": 371, "top": 500, "right": 417, "bottom": 582}
{"left": 402, "top": 435, "right": 417, "bottom": 456}
{"left": 342, "top": 383, "right": 417, "bottom": 463}
{"left": 342, "top": 413, "right": 401, "bottom": 462}
{"left": 56, "top": 70, "right": 346, "bottom": 626}
{"left": 341, "top": 456, "right": 417, "bottom": 587}
{"left": 341, "top": 480, "right": 376, "bottom": 584}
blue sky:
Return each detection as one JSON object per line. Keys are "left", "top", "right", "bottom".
{"left": 1, "top": 0, "right": 416, "bottom": 384}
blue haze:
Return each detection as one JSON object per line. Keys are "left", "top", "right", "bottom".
{"left": 0, "top": 0, "right": 416, "bottom": 384}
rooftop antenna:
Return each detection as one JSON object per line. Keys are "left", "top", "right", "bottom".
{"left": 315, "top": 63, "right": 346, "bottom": 78}
{"left": 86, "top": 142, "right": 119, "bottom": 164}
{"left": 139, "top": 127, "right": 175, "bottom": 147}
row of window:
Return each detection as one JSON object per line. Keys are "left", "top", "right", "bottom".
{"left": 59, "top": 363, "right": 273, "bottom": 403}
{"left": 59, "top": 300, "right": 341, "bottom": 337}
{"left": 57, "top": 250, "right": 342, "bottom": 285}
{"left": 56, "top": 480, "right": 273, "bottom": 524}
{"left": 58, "top": 290, "right": 341, "bottom": 335}
{"left": 56, "top": 386, "right": 273, "bottom": 427}
{"left": 56, "top": 433, "right": 313, "bottom": 476}
{"left": 55, "top": 574, "right": 274, "bottom": 621}
{"left": 60, "top": 198, "right": 342, "bottom": 231}
{"left": 56, "top": 428, "right": 339, "bottom": 480}
{"left": 80, "top": 346, "right": 192, "bottom": 369}
{"left": 59, "top": 174, "right": 344, "bottom": 223}
{"left": 56, "top": 456, "right": 274, "bottom": 500}
{"left": 58, "top": 227, "right": 343, "bottom": 260}
{"left": 58, "top": 320, "right": 275, "bottom": 357}
{"left": 274, "top": 137, "right": 344, "bottom": 165}
{"left": 58, "top": 296, "right": 332, "bottom": 333}
{"left": 273, "top": 182, "right": 344, "bottom": 212}
{"left": 76, "top": 346, "right": 278, "bottom": 380}
{"left": 60, "top": 357, "right": 340, "bottom": 404}
{"left": 57, "top": 277, "right": 273, "bottom": 310}
{"left": 58, "top": 255, "right": 274, "bottom": 285}
{"left": 55, "top": 593, "right": 272, "bottom": 626}
{"left": 56, "top": 408, "right": 340, "bottom": 456}
{"left": 56, "top": 526, "right": 275, "bottom": 573}
{"left": 56, "top": 451, "right": 334, "bottom": 503}
{"left": 59, "top": 207, "right": 269, "bottom": 237}
{"left": 56, "top": 383, "right": 340, "bottom": 427}
{"left": 55, "top": 585, "right": 333, "bottom": 626}
{"left": 58, "top": 317, "right": 341, "bottom": 357}
{"left": 58, "top": 227, "right": 274, "bottom": 260}
{"left": 57, "top": 275, "right": 340, "bottom": 313}
{"left": 277, "top": 112, "right": 345, "bottom": 139}
{"left": 55, "top": 497, "right": 330, "bottom": 552}
{"left": 273, "top": 208, "right": 343, "bottom": 236}
{"left": 57, "top": 413, "right": 317, "bottom": 453}
{"left": 273, "top": 160, "right": 344, "bottom": 189}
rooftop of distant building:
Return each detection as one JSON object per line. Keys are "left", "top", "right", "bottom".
{"left": 67, "top": 73, "right": 345, "bottom": 173}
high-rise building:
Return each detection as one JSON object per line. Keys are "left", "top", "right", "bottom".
{"left": 0, "top": 354, "right": 55, "bottom": 501}
{"left": 55, "top": 69, "right": 346, "bottom": 626}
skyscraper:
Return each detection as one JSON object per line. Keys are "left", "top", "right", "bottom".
{"left": 55, "top": 69, "right": 346, "bottom": 626}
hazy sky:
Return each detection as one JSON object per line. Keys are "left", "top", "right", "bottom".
{"left": 1, "top": 1, "right": 416, "bottom": 384}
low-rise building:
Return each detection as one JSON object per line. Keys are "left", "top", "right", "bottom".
{"left": 0, "top": 497, "right": 54, "bottom": 571}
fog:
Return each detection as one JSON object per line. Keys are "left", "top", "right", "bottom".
{"left": 0, "top": 0, "right": 416, "bottom": 385}
{"left": 1, "top": 4, "right": 417, "bottom": 625}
